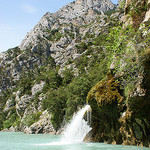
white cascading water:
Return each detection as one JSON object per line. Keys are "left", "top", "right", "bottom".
{"left": 37, "top": 105, "right": 92, "bottom": 146}
{"left": 61, "top": 104, "right": 92, "bottom": 144}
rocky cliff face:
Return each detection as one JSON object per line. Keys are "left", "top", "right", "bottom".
{"left": 0, "top": 0, "right": 115, "bottom": 134}
{"left": 0, "top": 0, "right": 115, "bottom": 113}
{"left": 19, "top": 0, "right": 114, "bottom": 67}
{"left": 0, "top": 0, "right": 115, "bottom": 93}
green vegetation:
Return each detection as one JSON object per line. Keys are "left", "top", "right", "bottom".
{"left": 19, "top": 72, "right": 34, "bottom": 95}
{"left": 119, "top": 0, "right": 126, "bottom": 13}
{"left": 44, "top": 29, "right": 63, "bottom": 41}
{"left": 22, "top": 111, "right": 42, "bottom": 127}
{"left": 6, "top": 47, "right": 21, "bottom": 60}
{"left": 65, "top": 76, "right": 91, "bottom": 120}
{"left": 64, "top": 29, "right": 75, "bottom": 39}
{"left": 62, "top": 68, "right": 74, "bottom": 85}
{"left": 104, "top": 7, "right": 117, "bottom": 16}
{"left": 3, "top": 106, "right": 20, "bottom": 129}
{"left": 0, "top": 90, "right": 13, "bottom": 129}
{"left": 125, "top": 0, "right": 148, "bottom": 29}
{"left": 42, "top": 87, "right": 67, "bottom": 130}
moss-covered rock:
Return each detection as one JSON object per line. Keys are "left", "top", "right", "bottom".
{"left": 87, "top": 71, "right": 123, "bottom": 107}
{"left": 85, "top": 71, "right": 124, "bottom": 144}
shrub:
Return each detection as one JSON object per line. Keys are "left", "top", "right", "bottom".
{"left": 3, "top": 120, "right": 11, "bottom": 129}
{"left": 62, "top": 68, "right": 74, "bottom": 85}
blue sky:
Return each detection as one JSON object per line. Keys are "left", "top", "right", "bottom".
{"left": 0, "top": 0, "right": 118, "bottom": 53}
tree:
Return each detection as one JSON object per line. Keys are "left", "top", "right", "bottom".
{"left": 42, "top": 87, "right": 67, "bottom": 131}
{"left": 65, "top": 76, "right": 91, "bottom": 120}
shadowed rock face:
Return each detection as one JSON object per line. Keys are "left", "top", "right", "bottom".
{"left": 124, "top": 0, "right": 148, "bottom": 28}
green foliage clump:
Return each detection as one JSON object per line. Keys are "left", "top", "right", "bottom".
{"left": 92, "top": 33, "right": 107, "bottom": 46}
{"left": 0, "top": 90, "right": 14, "bottom": 130}
{"left": 83, "top": 32, "right": 95, "bottom": 40}
{"left": 3, "top": 107, "right": 20, "bottom": 129}
{"left": 62, "top": 68, "right": 74, "bottom": 85}
{"left": 41, "top": 68, "right": 62, "bottom": 91}
{"left": 45, "top": 29, "right": 63, "bottom": 41}
{"left": 64, "top": 29, "right": 75, "bottom": 39}
{"left": 42, "top": 73, "right": 92, "bottom": 129}
{"left": 6, "top": 47, "right": 21, "bottom": 60}
{"left": 65, "top": 76, "right": 91, "bottom": 120}
{"left": 105, "top": 25, "right": 143, "bottom": 88}
{"left": 93, "top": 9, "right": 101, "bottom": 15}
{"left": 42, "top": 87, "right": 67, "bottom": 131}
{"left": 106, "top": 26, "right": 131, "bottom": 58}
{"left": 75, "top": 42, "right": 88, "bottom": 54}
{"left": 74, "top": 55, "right": 89, "bottom": 73}
{"left": 119, "top": 0, "right": 126, "bottom": 13}
{"left": 22, "top": 111, "right": 42, "bottom": 127}
{"left": 0, "top": 112, "right": 7, "bottom": 130}
{"left": 19, "top": 71, "right": 34, "bottom": 95}
{"left": 104, "top": 7, "right": 117, "bottom": 16}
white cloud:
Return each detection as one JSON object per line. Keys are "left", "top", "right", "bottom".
{"left": 21, "top": 4, "right": 37, "bottom": 14}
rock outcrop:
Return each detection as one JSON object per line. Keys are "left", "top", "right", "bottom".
{"left": 24, "top": 110, "right": 55, "bottom": 134}
{"left": 31, "top": 81, "right": 45, "bottom": 96}
{"left": 143, "top": 0, "right": 150, "bottom": 22}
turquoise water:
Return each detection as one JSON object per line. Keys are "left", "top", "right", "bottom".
{"left": 0, "top": 132, "right": 149, "bottom": 150}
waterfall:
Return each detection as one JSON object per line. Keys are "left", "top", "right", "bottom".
{"left": 61, "top": 104, "right": 92, "bottom": 144}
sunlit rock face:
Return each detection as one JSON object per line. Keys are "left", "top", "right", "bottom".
{"left": 0, "top": 0, "right": 115, "bottom": 134}
{"left": 19, "top": 0, "right": 115, "bottom": 67}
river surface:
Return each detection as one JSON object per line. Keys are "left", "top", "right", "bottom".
{"left": 0, "top": 132, "right": 149, "bottom": 150}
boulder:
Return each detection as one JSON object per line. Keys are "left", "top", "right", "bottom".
{"left": 24, "top": 110, "right": 55, "bottom": 134}
{"left": 31, "top": 81, "right": 45, "bottom": 96}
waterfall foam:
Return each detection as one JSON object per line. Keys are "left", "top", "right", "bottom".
{"left": 61, "top": 104, "right": 92, "bottom": 144}
{"left": 38, "top": 105, "right": 92, "bottom": 146}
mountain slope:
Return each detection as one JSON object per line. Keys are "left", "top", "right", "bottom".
{"left": 19, "top": 0, "right": 115, "bottom": 66}
{"left": 0, "top": 0, "right": 150, "bottom": 147}
{"left": 0, "top": 0, "right": 115, "bottom": 132}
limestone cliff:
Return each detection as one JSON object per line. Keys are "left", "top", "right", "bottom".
{"left": 19, "top": 0, "right": 115, "bottom": 67}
